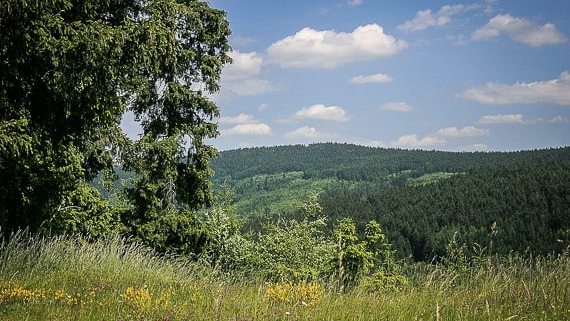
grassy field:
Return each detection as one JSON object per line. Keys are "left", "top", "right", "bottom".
{"left": 1, "top": 232, "right": 569, "bottom": 320}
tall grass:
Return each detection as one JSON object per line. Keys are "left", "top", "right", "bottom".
{"left": 1, "top": 232, "right": 569, "bottom": 320}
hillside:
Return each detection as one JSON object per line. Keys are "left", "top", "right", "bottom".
{"left": 210, "top": 143, "right": 570, "bottom": 260}
{"left": 209, "top": 143, "right": 570, "bottom": 213}
{"left": 320, "top": 161, "right": 570, "bottom": 260}
{"left": 211, "top": 143, "right": 569, "bottom": 182}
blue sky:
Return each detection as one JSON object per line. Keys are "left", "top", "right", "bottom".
{"left": 132, "top": 0, "right": 570, "bottom": 151}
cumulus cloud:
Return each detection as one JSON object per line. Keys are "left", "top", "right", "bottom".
{"left": 436, "top": 126, "right": 490, "bottom": 137}
{"left": 221, "top": 50, "right": 275, "bottom": 96}
{"left": 398, "top": 4, "right": 478, "bottom": 32}
{"left": 223, "top": 51, "right": 262, "bottom": 81}
{"left": 221, "top": 123, "right": 271, "bottom": 136}
{"left": 379, "top": 102, "right": 413, "bottom": 112}
{"left": 460, "top": 71, "right": 570, "bottom": 106}
{"left": 266, "top": 24, "right": 407, "bottom": 69}
{"left": 293, "top": 104, "right": 350, "bottom": 122}
{"left": 476, "top": 113, "right": 570, "bottom": 124}
{"left": 284, "top": 126, "right": 328, "bottom": 139}
{"left": 391, "top": 134, "right": 445, "bottom": 148}
{"left": 472, "top": 14, "right": 568, "bottom": 47}
{"left": 349, "top": 73, "right": 394, "bottom": 84}
{"left": 218, "top": 113, "right": 259, "bottom": 124}
{"left": 391, "top": 125, "right": 489, "bottom": 149}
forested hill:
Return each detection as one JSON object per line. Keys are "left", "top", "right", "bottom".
{"left": 320, "top": 161, "right": 570, "bottom": 261}
{"left": 210, "top": 143, "right": 570, "bottom": 260}
{"left": 211, "top": 143, "right": 569, "bottom": 182}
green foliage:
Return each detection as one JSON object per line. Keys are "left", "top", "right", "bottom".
{"left": 131, "top": 208, "right": 210, "bottom": 255}
{"left": 200, "top": 187, "right": 256, "bottom": 272}
{"left": 198, "top": 193, "right": 337, "bottom": 282}
{"left": 443, "top": 231, "right": 469, "bottom": 272}
{"left": 0, "top": 139, "right": 88, "bottom": 232}
{"left": 40, "top": 181, "right": 122, "bottom": 239}
{"left": 227, "top": 171, "right": 348, "bottom": 223}
{"left": 119, "top": 134, "right": 215, "bottom": 253}
{"left": 253, "top": 195, "right": 333, "bottom": 281}
{"left": 0, "top": 0, "right": 231, "bottom": 251}
{"left": 0, "top": 119, "right": 32, "bottom": 157}
{"left": 255, "top": 217, "right": 335, "bottom": 282}
{"left": 333, "top": 218, "right": 369, "bottom": 291}
{"left": 298, "top": 192, "right": 324, "bottom": 220}
{"left": 332, "top": 218, "right": 406, "bottom": 292}
{"left": 192, "top": 192, "right": 407, "bottom": 287}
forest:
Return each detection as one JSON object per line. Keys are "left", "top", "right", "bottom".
{"left": 210, "top": 143, "right": 570, "bottom": 261}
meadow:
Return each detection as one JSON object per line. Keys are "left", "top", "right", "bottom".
{"left": 1, "top": 231, "right": 568, "bottom": 320}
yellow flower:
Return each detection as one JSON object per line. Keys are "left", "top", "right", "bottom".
{"left": 0, "top": 283, "right": 46, "bottom": 304}
{"left": 124, "top": 286, "right": 152, "bottom": 310}
{"left": 265, "top": 281, "right": 323, "bottom": 306}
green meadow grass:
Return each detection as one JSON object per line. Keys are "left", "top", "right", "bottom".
{"left": 1, "top": 232, "right": 568, "bottom": 320}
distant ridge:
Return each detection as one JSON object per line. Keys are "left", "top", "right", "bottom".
{"left": 211, "top": 143, "right": 570, "bottom": 182}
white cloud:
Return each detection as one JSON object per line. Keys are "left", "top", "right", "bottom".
{"left": 350, "top": 73, "right": 394, "bottom": 84}
{"left": 346, "top": 0, "right": 363, "bottom": 6}
{"left": 223, "top": 51, "right": 263, "bottom": 81}
{"left": 391, "top": 125, "right": 488, "bottom": 149}
{"left": 398, "top": 4, "right": 477, "bottom": 32}
{"left": 484, "top": 0, "right": 498, "bottom": 15}
{"left": 266, "top": 24, "right": 407, "bottom": 69}
{"left": 472, "top": 14, "right": 568, "bottom": 47}
{"left": 452, "top": 143, "right": 489, "bottom": 152}
{"left": 550, "top": 115, "right": 569, "bottom": 123}
{"left": 461, "top": 71, "right": 570, "bottom": 106}
{"left": 391, "top": 134, "right": 445, "bottom": 148}
{"left": 293, "top": 104, "right": 350, "bottom": 122}
{"left": 221, "top": 123, "right": 271, "bottom": 136}
{"left": 219, "top": 113, "right": 259, "bottom": 124}
{"left": 355, "top": 140, "right": 386, "bottom": 148}
{"left": 476, "top": 114, "right": 525, "bottom": 124}
{"left": 284, "top": 126, "right": 328, "bottom": 139}
{"left": 476, "top": 113, "right": 570, "bottom": 125}
{"left": 436, "top": 126, "right": 490, "bottom": 137}
{"left": 221, "top": 51, "right": 275, "bottom": 96}
{"left": 379, "top": 102, "right": 413, "bottom": 112}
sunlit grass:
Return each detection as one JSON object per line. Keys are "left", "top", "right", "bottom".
{"left": 1, "top": 232, "right": 568, "bottom": 320}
